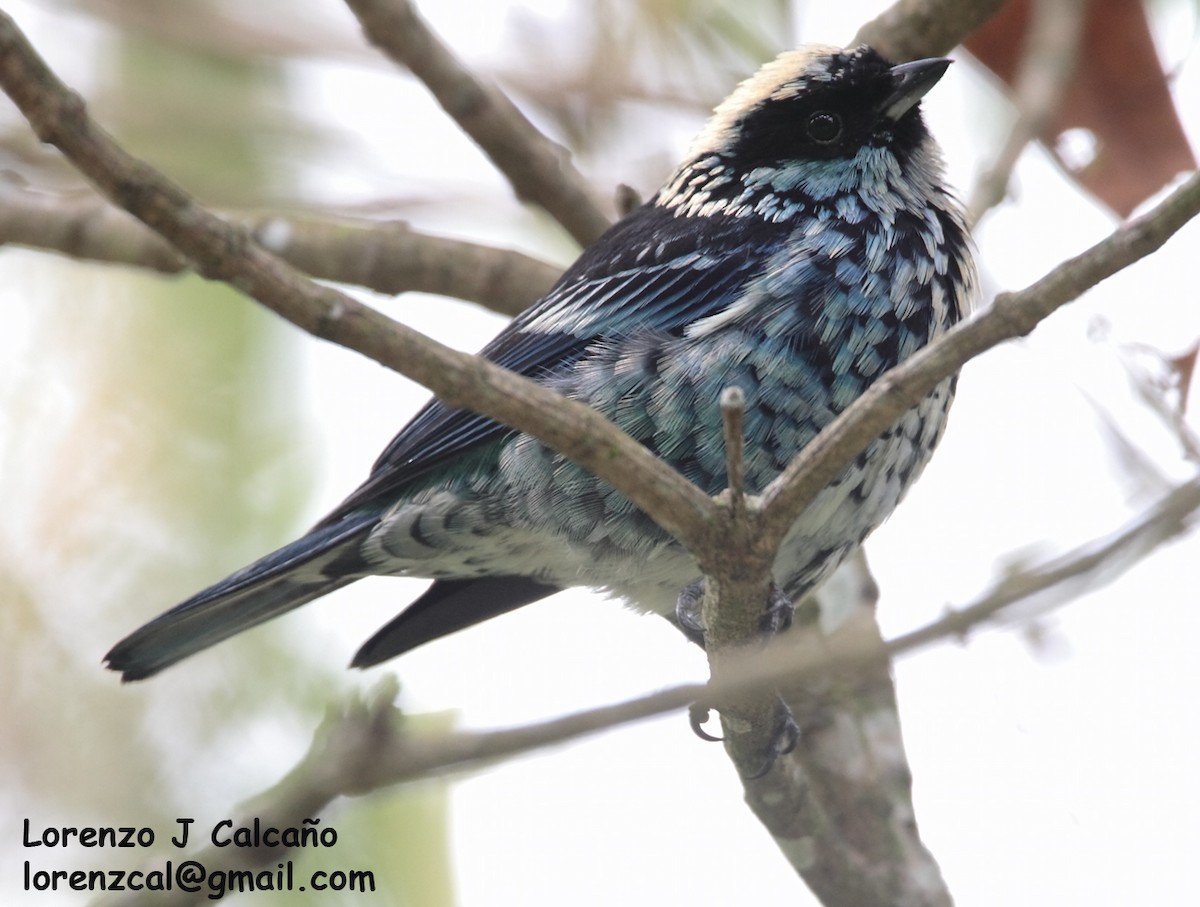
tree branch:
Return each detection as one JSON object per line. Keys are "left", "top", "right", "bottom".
{"left": 967, "top": 0, "right": 1086, "bottom": 224}
{"left": 7, "top": 5, "right": 1197, "bottom": 904}
{"left": 337, "top": 473, "right": 1200, "bottom": 780}
{"left": 0, "top": 8, "right": 714, "bottom": 552}
{"left": 758, "top": 167, "right": 1200, "bottom": 552}
{"left": 897, "top": 474, "right": 1200, "bottom": 647}
{"left": 93, "top": 468, "right": 1200, "bottom": 907}
{"left": 342, "top": 0, "right": 612, "bottom": 247}
{"left": 698, "top": 169, "right": 1200, "bottom": 902}
{"left": 0, "top": 177, "right": 560, "bottom": 316}
{"left": 855, "top": 0, "right": 1006, "bottom": 60}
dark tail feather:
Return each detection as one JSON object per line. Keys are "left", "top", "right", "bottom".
{"left": 105, "top": 515, "right": 375, "bottom": 681}
{"left": 351, "top": 576, "right": 561, "bottom": 668}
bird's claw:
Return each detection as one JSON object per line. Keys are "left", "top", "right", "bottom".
{"left": 743, "top": 698, "right": 801, "bottom": 779}
{"left": 759, "top": 582, "right": 794, "bottom": 637}
{"left": 688, "top": 695, "right": 800, "bottom": 774}
{"left": 678, "top": 579, "right": 797, "bottom": 763}
{"left": 674, "top": 578, "right": 794, "bottom": 647}
{"left": 674, "top": 578, "right": 707, "bottom": 647}
{"left": 688, "top": 702, "right": 722, "bottom": 742}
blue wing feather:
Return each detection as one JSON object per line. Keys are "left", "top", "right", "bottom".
{"left": 318, "top": 205, "right": 780, "bottom": 525}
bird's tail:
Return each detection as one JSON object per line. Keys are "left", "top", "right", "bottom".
{"left": 104, "top": 514, "right": 375, "bottom": 681}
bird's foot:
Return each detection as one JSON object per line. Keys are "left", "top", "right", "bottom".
{"left": 742, "top": 698, "right": 801, "bottom": 779}
{"left": 688, "top": 695, "right": 801, "bottom": 777}
{"left": 678, "top": 579, "right": 797, "bottom": 752}
{"left": 674, "top": 578, "right": 708, "bottom": 647}
{"left": 674, "top": 578, "right": 795, "bottom": 647}
{"left": 759, "top": 582, "right": 794, "bottom": 637}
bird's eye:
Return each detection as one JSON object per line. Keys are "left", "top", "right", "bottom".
{"left": 806, "top": 111, "right": 843, "bottom": 144}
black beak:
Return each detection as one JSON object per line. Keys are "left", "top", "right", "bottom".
{"left": 882, "top": 57, "right": 952, "bottom": 121}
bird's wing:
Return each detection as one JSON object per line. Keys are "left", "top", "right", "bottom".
{"left": 105, "top": 211, "right": 780, "bottom": 680}
{"left": 318, "top": 209, "right": 776, "bottom": 525}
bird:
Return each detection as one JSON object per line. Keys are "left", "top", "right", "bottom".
{"left": 106, "top": 44, "right": 976, "bottom": 682}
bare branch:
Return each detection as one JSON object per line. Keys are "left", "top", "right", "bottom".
{"left": 0, "top": 177, "right": 559, "bottom": 317}
{"left": 347, "top": 474, "right": 1200, "bottom": 779}
{"left": 83, "top": 455, "right": 1200, "bottom": 907}
{"left": 755, "top": 620, "right": 952, "bottom": 907}
{"left": 342, "top": 0, "right": 612, "bottom": 247}
{"left": 96, "top": 469, "right": 1200, "bottom": 906}
{"left": 897, "top": 475, "right": 1200, "bottom": 648}
{"left": 967, "top": 0, "right": 1087, "bottom": 224}
{"left": 245, "top": 215, "right": 558, "bottom": 317}
{"left": 92, "top": 674, "right": 703, "bottom": 907}
{"left": 710, "top": 563, "right": 949, "bottom": 906}
{"left": 73, "top": 0, "right": 372, "bottom": 64}
{"left": 0, "top": 177, "right": 188, "bottom": 271}
{"left": 855, "top": 0, "right": 1006, "bottom": 60}
{"left": 0, "top": 9, "right": 714, "bottom": 549}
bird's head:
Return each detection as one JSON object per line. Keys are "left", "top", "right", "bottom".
{"left": 657, "top": 45, "right": 954, "bottom": 218}
{"left": 696, "top": 44, "right": 949, "bottom": 167}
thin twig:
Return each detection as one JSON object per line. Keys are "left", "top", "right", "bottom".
{"left": 967, "top": 0, "right": 1087, "bottom": 224}
{"left": 894, "top": 474, "right": 1200, "bottom": 651}
{"left": 342, "top": 0, "right": 612, "bottom": 247}
{"left": 719, "top": 386, "right": 747, "bottom": 522}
